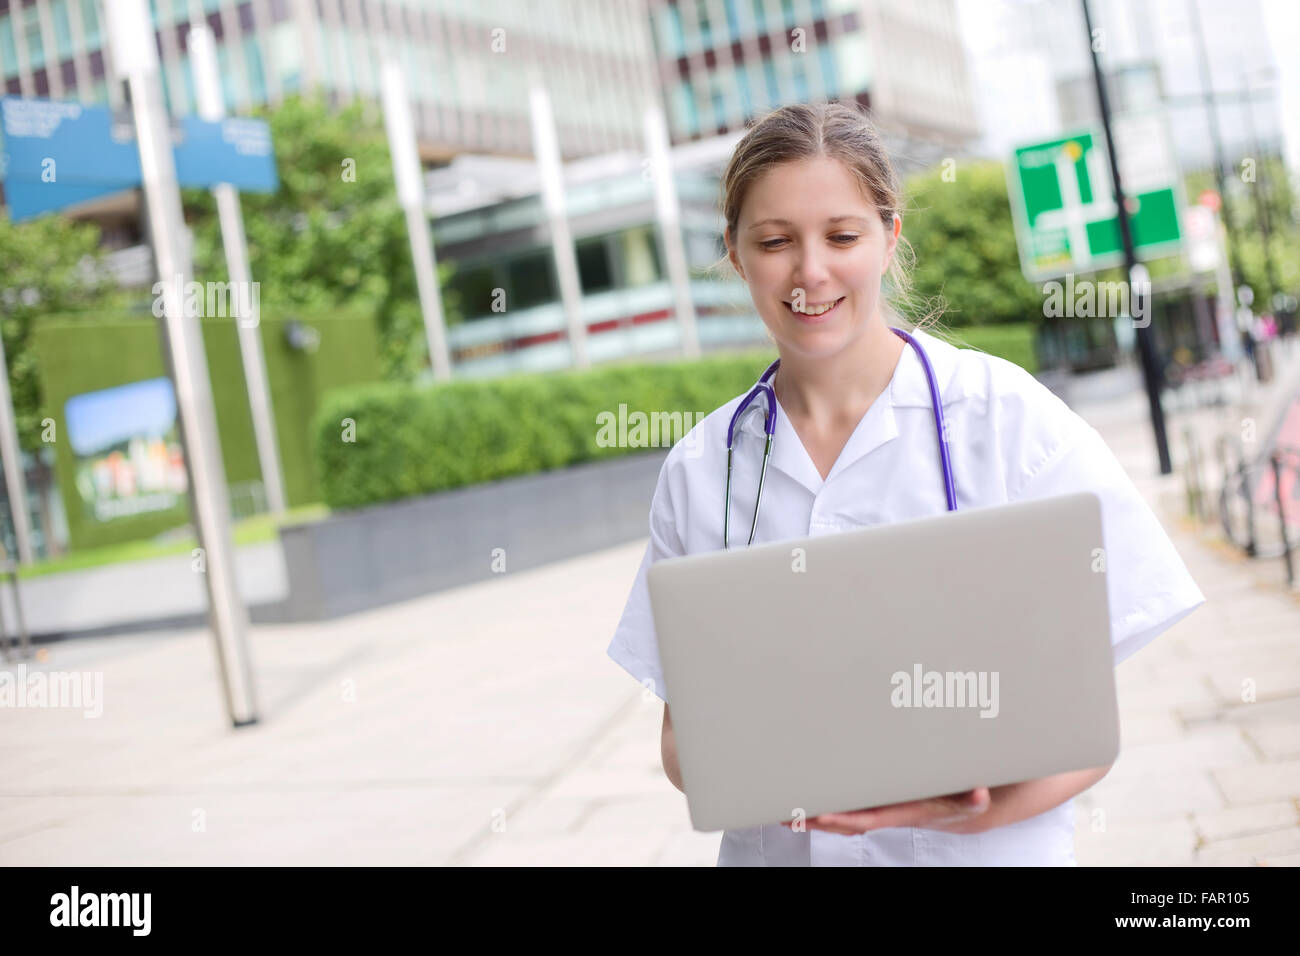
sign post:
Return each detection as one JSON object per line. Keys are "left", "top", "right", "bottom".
{"left": 188, "top": 24, "right": 287, "bottom": 517}
{"left": 105, "top": 0, "right": 259, "bottom": 728}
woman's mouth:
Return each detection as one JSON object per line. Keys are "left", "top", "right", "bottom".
{"left": 783, "top": 296, "right": 845, "bottom": 323}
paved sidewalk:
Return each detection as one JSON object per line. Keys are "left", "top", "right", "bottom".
{"left": 2, "top": 343, "right": 1298, "bottom": 866}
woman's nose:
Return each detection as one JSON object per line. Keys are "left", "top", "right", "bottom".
{"left": 791, "top": 248, "right": 830, "bottom": 292}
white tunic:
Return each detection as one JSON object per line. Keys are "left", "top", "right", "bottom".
{"left": 606, "top": 326, "right": 1206, "bottom": 866}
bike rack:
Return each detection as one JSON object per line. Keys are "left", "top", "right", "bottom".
{"left": 1206, "top": 435, "right": 1300, "bottom": 586}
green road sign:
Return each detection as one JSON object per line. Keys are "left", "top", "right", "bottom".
{"left": 1007, "top": 126, "right": 1183, "bottom": 281}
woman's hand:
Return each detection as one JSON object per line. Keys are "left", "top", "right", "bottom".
{"left": 780, "top": 787, "right": 992, "bottom": 836}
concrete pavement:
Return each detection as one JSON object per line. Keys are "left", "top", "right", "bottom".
{"left": 2, "top": 341, "right": 1298, "bottom": 866}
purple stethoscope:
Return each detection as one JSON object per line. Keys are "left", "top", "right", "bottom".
{"left": 724, "top": 326, "right": 958, "bottom": 549}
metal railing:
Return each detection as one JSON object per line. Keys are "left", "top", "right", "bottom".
{"left": 1187, "top": 426, "right": 1300, "bottom": 586}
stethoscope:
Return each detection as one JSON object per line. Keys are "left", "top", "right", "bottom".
{"left": 724, "top": 326, "right": 958, "bottom": 549}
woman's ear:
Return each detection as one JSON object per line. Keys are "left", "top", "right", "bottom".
{"left": 882, "top": 213, "right": 902, "bottom": 274}
{"left": 726, "top": 226, "right": 746, "bottom": 282}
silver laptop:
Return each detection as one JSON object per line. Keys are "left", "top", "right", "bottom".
{"left": 646, "top": 492, "right": 1119, "bottom": 833}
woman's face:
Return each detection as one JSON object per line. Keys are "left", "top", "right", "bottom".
{"left": 726, "top": 155, "right": 901, "bottom": 359}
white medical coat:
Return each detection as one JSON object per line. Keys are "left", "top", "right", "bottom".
{"left": 606, "top": 326, "right": 1206, "bottom": 866}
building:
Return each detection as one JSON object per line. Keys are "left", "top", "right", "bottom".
{"left": 2, "top": 0, "right": 983, "bottom": 378}
{"left": 428, "top": 136, "right": 765, "bottom": 377}
{"left": 957, "top": 0, "right": 1289, "bottom": 172}
{"left": 0, "top": 0, "right": 661, "bottom": 160}
{"left": 650, "top": 0, "right": 979, "bottom": 169}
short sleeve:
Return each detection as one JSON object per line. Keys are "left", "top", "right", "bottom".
{"left": 605, "top": 462, "right": 686, "bottom": 702}
{"left": 1011, "top": 413, "right": 1206, "bottom": 667}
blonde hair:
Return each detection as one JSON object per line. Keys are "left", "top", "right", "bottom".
{"left": 712, "top": 101, "right": 946, "bottom": 335}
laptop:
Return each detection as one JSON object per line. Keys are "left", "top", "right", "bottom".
{"left": 646, "top": 492, "right": 1120, "bottom": 833}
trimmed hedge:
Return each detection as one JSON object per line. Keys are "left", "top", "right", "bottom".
{"left": 311, "top": 323, "right": 1037, "bottom": 509}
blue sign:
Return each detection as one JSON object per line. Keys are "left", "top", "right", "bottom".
{"left": 176, "top": 115, "right": 277, "bottom": 192}
{"left": 1, "top": 96, "right": 278, "bottom": 222}
{"left": 1, "top": 98, "right": 141, "bottom": 184}
{"left": 3, "top": 179, "right": 133, "bottom": 221}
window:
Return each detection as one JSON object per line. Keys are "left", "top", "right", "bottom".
{"left": 818, "top": 40, "right": 837, "bottom": 95}
{"left": 621, "top": 227, "right": 662, "bottom": 287}
{"left": 0, "top": 20, "right": 17, "bottom": 79}
{"left": 245, "top": 35, "right": 266, "bottom": 103}
{"left": 24, "top": 7, "right": 45, "bottom": 70}
{"left": 762, "top": 58, "right": 779, "bottom": 103}
{"left": 80, "top": 0, "right": 100, "bottom": 47}
{"left": 659, "top": 5, "right": 685, "bottom": 58}
{"left": 508, "top": 252, "right": 557, "bottom": 310}
{"left": 52, "top": 0, "right": 74, "bottom": 59}
{"left": 446, "top": 263, "right": 501, "bottom": 320}
{"left": 793, "top": 61, "right": 809, "bottom": 101}
{"left": 576, "top": 237, "right": 613, "bottom": 294}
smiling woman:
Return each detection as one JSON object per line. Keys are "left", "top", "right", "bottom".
{"left": 606, "top": 102, "right": 1205, "bottom": 868}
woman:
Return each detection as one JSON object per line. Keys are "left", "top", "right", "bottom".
{"left": 606, "top": 102, "right": 1205, "bottom": 866}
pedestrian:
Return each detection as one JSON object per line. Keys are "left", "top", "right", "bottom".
{"left": 606, "top": 102, "right": 1206, "bottom": 866}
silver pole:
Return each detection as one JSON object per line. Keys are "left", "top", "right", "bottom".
{"left": 0, "top": 331, "right": 34, "bottom": 565}
{"left": 188, "top": 24, "right": 287, "bottom": 516}
{"left": 380, "top": 61, "right": 452, "bottom": 381}
{"left": 107, "top": 0, "right": 259, "bottom": 727}
{"left": 644, "top": 102, "right": 700, "bottom": 358}
{"left": 528, "top": 82, "right": 589, "bottom": 368}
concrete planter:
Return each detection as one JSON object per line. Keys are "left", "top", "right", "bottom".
{"left": 277, "top": 450, "right": 669, "bottom": 621}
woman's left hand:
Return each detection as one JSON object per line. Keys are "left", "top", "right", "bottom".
{"left": 781, "top": 787, "right": 992, "bottom": 835}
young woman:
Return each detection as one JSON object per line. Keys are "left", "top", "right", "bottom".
{"left": 606, "top": 102, "right": 1205, "bottom": 866}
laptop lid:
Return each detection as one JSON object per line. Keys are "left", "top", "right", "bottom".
{"left": 647, "top": 492, "right": 1119, "bottom": 833}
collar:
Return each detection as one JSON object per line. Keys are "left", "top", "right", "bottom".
{"left": 735, "top": 327, "right": 963, "bottom": 492}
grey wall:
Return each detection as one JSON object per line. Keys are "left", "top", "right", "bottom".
{"left": 278, "top": 450, "right": 670, "bottom": 621}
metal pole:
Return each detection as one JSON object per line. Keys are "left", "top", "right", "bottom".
{"left": 1240, "top": 446, "right": 1257, "bottom": 558}
{"left": 644, "top": 102, "right": 701, "bottom": 359}
{"left": 1186, "top": 0, "right": 1254, "bottom": 369}
{"left": 528, "top": 80, "right": 589, "bottom": 369}
{"left": 379, "top": 61, "right": 452, "bottom": 382}
{"left": 1238, "top": 68, "right": 1282, "bottom": 307}
{"left": 1271, "top": 452, "right": 1293, "bottom": 586}
{"left": 188, "top": 25, "right": 287, "bottom": 516}
{"left": 107, "top": 0, "right": 259, "bottom": 727}
{"left": 0, "top": 331, "right": 34, "bottom": 565}
{"left": 1081, "top": 0, "right": 1172, "bottom": 475}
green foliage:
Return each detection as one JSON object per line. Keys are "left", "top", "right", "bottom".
{"left": 942, "top": 324, "right": 1038, "bottom": 374}
{"left": 181, "top": 94, "right": 455, "bottom": 382}
{"left": 311, "top": 353, "right": 770, "bottom": 509}
{"left": 1183, "top": 158, "right": 1300, "bottom": 306}
{"left": 0, "top": 214, "right": 111, "bottom": 450}
{"left": 901, "top": 161, "right": 1045, "bottom": 327}
{"left": 311, "top": 322, "right": 1038, "bottom": 510}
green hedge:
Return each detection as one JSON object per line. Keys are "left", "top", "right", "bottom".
{"left": 312, "top": 323, "right": 1037, "bottom": 509}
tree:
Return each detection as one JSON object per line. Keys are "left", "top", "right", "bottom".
{"left": 900, "top": 160, "right": 1045, "bottom": 328}
{"left": 182, "top": 94, "right": 457, "bottom": 381}
{"left": 1184, "top": 158, "right": 1299, "bottom": 309}
{"left": 0, "top": 213, "right": 111, "bottom": 450}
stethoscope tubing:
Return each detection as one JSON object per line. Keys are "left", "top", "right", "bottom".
{"left": 724, "top": 327, "right": 957, "bottom": 549}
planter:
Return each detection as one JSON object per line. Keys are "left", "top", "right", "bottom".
{"left": 277, "top": 450, "right": 670, "bottom": 621}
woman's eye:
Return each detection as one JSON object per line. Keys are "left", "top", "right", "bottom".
{"left": 758, "top": 235, "right": 859, "bottom": 250}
